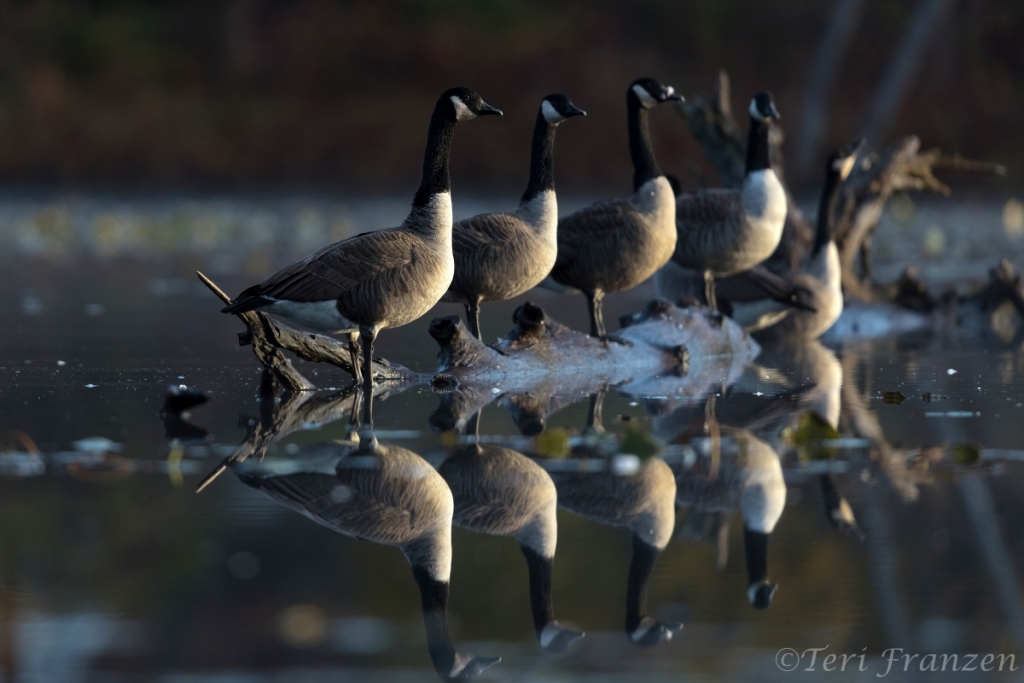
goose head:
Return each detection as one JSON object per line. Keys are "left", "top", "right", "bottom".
{"left": 829, "top": 137, "right": 865, "bottom": 182}
{"left": 442, "top": 87, "right": 503, "bottom": 122}
{"left": 749, "top": 91, "right": 781, "bottom": 123}
{"left": 629, "top": 77, "right": 684, "bottom": 109}
{"left": 540, "top": 93, "right": 587, "bottom": 124}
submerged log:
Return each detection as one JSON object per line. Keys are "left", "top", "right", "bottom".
{"left": 825, "top": 260, "right": 1024, "bottom": 342}
{"left": 676, "top": 71, "right": 1007, "bottom": 303}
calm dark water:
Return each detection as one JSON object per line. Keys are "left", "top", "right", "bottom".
{"left": 2, "top": 260, "right": 1024, "bottom": 683}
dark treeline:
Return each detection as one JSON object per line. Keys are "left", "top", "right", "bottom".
{"left": 0, "top": 0, "right": 1018, "bottom": 192}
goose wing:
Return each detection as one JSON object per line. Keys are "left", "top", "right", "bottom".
{"left": 452, "top": 213, "right": 523, "bottom": 256}
{"left": 553, "top": 198, "right": 635, "bottom": 271}
{"left": 671, "top": 189, "right": 744, "bottom": 268}
{"left": 232, "top": 228, "right": 420, "bottom": 306}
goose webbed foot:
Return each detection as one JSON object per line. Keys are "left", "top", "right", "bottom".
{"left": 835, "top": 519, "right": 865, "bottom": 541}
{"left": 447, "top": 653, "right": 501, "bottom": 680}
{"left": 599, "top": 334, "right": 633, "bottom": 347}
{"left": 628, "top": 616, "right": 683, "bottom": 648}
{"left": 539, "top": 622, "right": 585, "bottom": 654}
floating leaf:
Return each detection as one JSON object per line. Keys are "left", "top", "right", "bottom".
{"left": 793, "top": 411, "right": 840, "bottom": 461}
{"left": 534, "top": 427, "right": 570, "bottom": 459}
{"left": 950, "top": 443, "right": 981, "bottom": 466}
{"left": 921, "top": 392, "right": 947, "bottom": 403}
{"left": 619, "top": 426, "right": 661, "bottom": 460}
{"left": 882, "top": 391, "right": 906, "bottom": 405}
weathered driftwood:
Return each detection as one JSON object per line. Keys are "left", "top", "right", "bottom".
{"left": 430, "top": 300, "right": 758, "bottom": 389}
{"left": 197, "top": 271, "right": 419, "bottom": 390}
{"left": 675, "top": 71, "right": 1007, "bottom": 302}
{"left": 424, "top": 300, "right": 759, "bottom": 431}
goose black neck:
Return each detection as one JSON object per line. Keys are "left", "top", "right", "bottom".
{"left": 625, "top": 534, "right": 660, "bottom": 633}
{"left": 744, "top": 528, "right": 769, "bottom": 584}
{"left": 814, "top": 168, "right": 843, "bottom": 255}
{"left": 412, "top": 566, "right": 456, "bottom": 676}
{"left": 745, "top": 118, "right": 773, "bottom": 175}
{"left": 627, "top": 102, "right": 662, "bottom": 191}
{"left": 521, "top": 544, "right": 555, "bottom": 635}
{"left": 413, "top": 105, "right": 457, "bottom": 208}
{"left": 521, "top": 111, "right": 558, "bottom": 203}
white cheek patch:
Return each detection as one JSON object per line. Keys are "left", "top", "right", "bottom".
{"left": 749, "top": 98, "right": 765, "bottom": 121}
{"left": 541, "top": 100, "right": 563, "bottom": 124}
{"left": 450, "top": 95, "right": 475, "bottom": 121}
{"left": 632, "top": 84, "right": 658, "bottom": 108}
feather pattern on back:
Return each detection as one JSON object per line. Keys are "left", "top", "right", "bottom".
{"left": 549, "top": 177, "right": 676, "bottom": 295}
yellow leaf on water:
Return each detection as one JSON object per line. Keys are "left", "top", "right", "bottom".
{"left": 619, "top": 426, "right": 662, "bottom": 460}
{"left": 535, "top": 428, "right": 570, "bottom": 459}
{"left": 950, "top": 443, "right": 981, "bottom": 466}
{"left": 793, "top": 411, "right": 840, "bottom": 461}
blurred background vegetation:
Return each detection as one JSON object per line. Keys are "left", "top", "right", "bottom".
{"left": 0, "top": 0, "right": 1019, "bottom": 194}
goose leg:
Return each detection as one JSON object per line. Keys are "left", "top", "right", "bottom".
{"left": 704, "top": 270, "right": 718, "bottom": 311}
{"left": 465, "top": 298, "right": 482, "bottom": 339}
{"left": 347, "top": 331, "right": 362, "bottom": 386}
{"left": 587, "top": 290, "right": 632, "bottom": 346}
{"left": 586, "top": 390, "right": 606, "bottom": 433}
{"left": 359, "top": 325, "right": 377, "bottom": 390}
{"left": 586, "top": 290, "right": 606, "bottom": 338}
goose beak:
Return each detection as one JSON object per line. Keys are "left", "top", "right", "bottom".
{"left": 564, "top": 104, "right": 587, "bottom": 118}
{"left": 477, "top": 102, "right": 503, "bottom": 116}
{"left": 663, "top": 86, "right": 684, "bottom": 102}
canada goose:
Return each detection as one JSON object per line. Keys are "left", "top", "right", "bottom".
{"left": 540, "top": 78, "right": 682, "bottom": 340}
{"left": 444, "top": 95, "right": 586, "bottom": 339}
{"left": 438, "top": 413, "right": 583, "bottom": 653}
{"left": 231, "top": 438, "right": 499, "bottom": 681}
{"left": 655, "top": 92, "right": 786, "bottom": 311}
{"left": 726, "top": 139, "right": 863, "bottom": 338}
{"left": 221, "top": 87, "right": 502, "bottom": 387}
{"left": 539, "top": 394, "right": 681, "bottom": 646}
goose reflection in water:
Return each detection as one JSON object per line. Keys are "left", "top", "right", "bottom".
{"left": 228, "top": 394, "right": 499, "bottom": 682}
{"left": 656, "top": 339, "right": 864, "bottom": 609}
{"left": 436, "top": 409, "right": 584, "bottom": 653}
{"left": 536, "top": 392, "right": 682, "bottom": 647}
{"left": 665, "top": 422, "right": 786, "bottom": 610}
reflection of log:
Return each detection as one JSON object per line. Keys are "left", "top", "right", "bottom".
{"left": 838, "top": 351, "right": 920, "bottom": 502}
{"left": 197, "top": 271, "right": 419, "bottom": 390}
{"left": 195, "top": 389, "right": 357, "bottom": 492}
{"left": 675, "top": 72, "right": 1006, "bottom": 303}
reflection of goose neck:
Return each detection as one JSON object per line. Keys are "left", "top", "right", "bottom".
{"left": 413, "top": 566, "right": 458, "bottom": 679}
{"left": 626, "top": 535, "right": 660, "bottom": 640}
{"left": 520, "top": 545, "right": 558, "bottom": 645}
{"left": 744, "top": 528, "right": 776, "bottom": 609}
